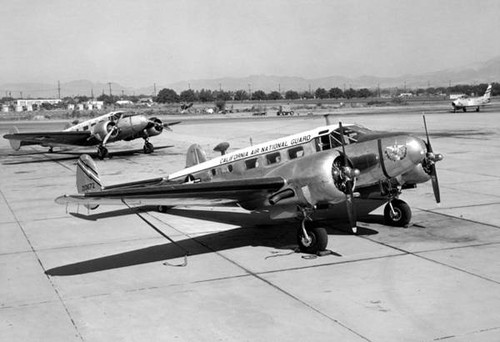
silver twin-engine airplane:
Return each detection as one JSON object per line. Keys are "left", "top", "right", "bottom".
{"left": 452, "top": 84, "right": 492, "bottom": 112}
{"left": 3, "top": 111, "right": 180, "bottom": 159}
{"left": 56, "top": 116, "right": 443, "bottom": 254}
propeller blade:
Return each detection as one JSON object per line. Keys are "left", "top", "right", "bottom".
{"left": 422, "top": 115, "right": 441, "bottom": 203}
{"left": 423, "top": 115, "right": 433, "bottom": 153}
{"left": 430, "top": 164, "right": 440, "bottom": 203}
{"left": 345, "top": 180, "right": 357, "bottom": 234}
{"left": 102, "top": 126, "right": 117, "bottom": 146}
{"left": 339, "top": 121, "right": 357, "bottom": 233}
{"left": 163, "top": 121, "right": 181, "bottom": 131}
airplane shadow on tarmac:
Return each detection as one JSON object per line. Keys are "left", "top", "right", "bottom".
{"left": 2, "top": 145, "right": 176, "bottom": 165}
{"left": 45, "top": 206, "right": 379, "bottom": 276}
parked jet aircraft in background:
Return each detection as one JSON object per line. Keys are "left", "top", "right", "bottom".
{"left": 3, "top": 111, "right": 180, "bottom": 159}
{"left": 452, "top": 84, "right": 492, "bottom": 112}
{"left": 56, "top": 117, "right": 443, "bottom": 254}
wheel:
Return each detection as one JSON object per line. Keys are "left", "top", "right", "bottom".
{"left": 97, "top": 146, "right": 108, "bottom": 160}
{"left": 297, "top": 226, "right": 328, "bottom": 254}
{"left": 143, "top": 142, "right": 154, "bottom": 154}
{"left": 384, "top": 199, "right": 411, "bottom": 227}
{"left": 463, "top": 107, "right": 467, "bottom": 112}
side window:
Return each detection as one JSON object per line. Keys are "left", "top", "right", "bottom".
{"left": 83, "top": 125, "right": 89, "bottom": 131}
{"left": 265, "top": 152, "right": 281, "bottom": 165}
{"left": 288, "top": 146, "right": 304, "bottom": 159}
{"left": 245, "top": 158, "right": 259, "bottom": 170}
{"left": 227, "top": 164, "right": 233, "bottom": 172}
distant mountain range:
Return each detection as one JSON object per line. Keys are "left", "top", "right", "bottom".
{"left": 2, "top": 56, "right": 500, "bottom": 98}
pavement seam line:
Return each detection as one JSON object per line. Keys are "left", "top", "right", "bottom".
{"left": 0, "top": 188, "right": 85, "bottom": 341}
{"left": 145, "top": 212, "right": 373, "bottom": 342}
{"left": 359, "top": 234, "right": 500, "bottom": 286}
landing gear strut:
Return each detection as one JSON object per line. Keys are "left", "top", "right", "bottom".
{"left": 384, "top": 199, "right": 411, "bottom": 227}
{"left": 97, "top": 145, "right": 109, "bottom": 160}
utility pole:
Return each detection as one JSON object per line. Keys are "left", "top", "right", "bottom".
{"left": 248, "top": 84, "right": 252, "bottom": 99}
{"left": 57, "top": 80, "right": 61, "bottom": 99}
{"left": 108, "top": 82, "right": 112, "bottom": 97}
{"left": 91, "top": 88, "right": 94, "bottom": 100}
{"left": 154, "top": 83, "right": 157, "bottom": 97}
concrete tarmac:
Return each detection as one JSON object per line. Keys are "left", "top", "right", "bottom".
{"left": 1, "top": 109, "right": 500, "bottom": 341}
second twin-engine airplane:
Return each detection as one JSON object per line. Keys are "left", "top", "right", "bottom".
{"left": 3, "top": 111, "right": 180, "bottom": 159}
{"left": 451, "top": 84, "right": 492, "bottom": 112}
{"left": 56, "top": 116, "right": 443, "bottom": 254}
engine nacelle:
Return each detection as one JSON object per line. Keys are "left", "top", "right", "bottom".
{"left": 266, "top": 151, "right": 346, "bottom": 208}
{"left": 93, "top": 121, "right": 118, "bottom": 141}
{"left": 145, "top": 117, "right": 163, "bottom": 137}
{"left": 400, "top": 163, "right": 431, "bottom": 185}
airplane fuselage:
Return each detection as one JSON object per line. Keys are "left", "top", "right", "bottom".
{"left": 165, "top": 125, "right": 428, "bottom": 213}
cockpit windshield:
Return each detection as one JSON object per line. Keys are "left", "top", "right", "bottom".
{"left": 316, "top": 125, "right": 372, "bottom": 151}
{"left": 110, "top": 112, "right": 123, "bottom": 121}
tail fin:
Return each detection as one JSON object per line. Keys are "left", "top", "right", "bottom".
{"left": 76, "top": 154, "right": 103, "bottom": 193}
{"left": 484, "top": 84, "right": 492, "bottom": 100}
{"left": 185, "top": 144, "right": 207, "bottom": 167}
{"left": 8, "top": 127, "right": 22, "bottom": 151}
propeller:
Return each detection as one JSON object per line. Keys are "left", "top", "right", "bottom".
{"left": 335, "top": 122, "right": 360, "bottom": 234}
{"left": 102, "top": 124, "right": 118, "bottom": 146}
{"left": 422, "top": 115, "right": 443, "bottom": 203}
{"left": 163, "top": 120, "right": 181, "bottom": 131}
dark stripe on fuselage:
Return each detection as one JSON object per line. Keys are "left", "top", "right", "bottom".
{"left": 377, "top": 139, "right": 390, "bottom": 179}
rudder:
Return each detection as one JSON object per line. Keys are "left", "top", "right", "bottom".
{"left": 484, "top": 84, "right": 492, "bottom": 100}
{"left": 8, "top": 127, "right": 22, "bottom": 151}
{"left": 185, "top": 144, "right": 207, "bottom": 167}
{"left": 76, "top": 154, "right": 103, "bottom": 194}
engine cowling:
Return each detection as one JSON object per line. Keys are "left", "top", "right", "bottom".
{"left": 93, "top": 121, "right": 118, "bottom": 141}
{"left": 145, "top": 117, "right": 163, "bottom": 137}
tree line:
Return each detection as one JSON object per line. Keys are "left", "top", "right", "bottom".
{"left": 1, "top": 82, "right": 498, "bottom": 105}
{"left": 154, "top": 83, "right": 500, "bottom": 103}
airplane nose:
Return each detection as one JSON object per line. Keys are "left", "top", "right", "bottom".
{"left": 406, "top": 136, "right": 426, "bottom": 164}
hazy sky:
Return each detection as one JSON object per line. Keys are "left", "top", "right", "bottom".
{"left": 1, "top": 0, "right": 499, "bottom": 86}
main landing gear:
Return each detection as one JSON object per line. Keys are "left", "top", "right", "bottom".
{"left": 143, "top": 139, "right": 154, "bottom": 154}
{"left": 296, "top": 208, "right": 328, "bottom": 254}
{"left": 384, "top": 199, "right": 411, "bottom": 227}
{"left": 97, "top": 145, "right": 109, "bottom": 160}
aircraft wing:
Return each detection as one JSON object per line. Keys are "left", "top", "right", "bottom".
{"left": 3, "top": 131, "right": 94, "bottom": 147}
{"left": 55, "top": 177, "right": 286, "bottom": 208}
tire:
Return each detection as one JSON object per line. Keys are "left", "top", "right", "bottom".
{"left": 97, "top": 146, "right": 108, "bottom": 160}
{"left": 384, "top": 199, "right": 411, "bottom": 227}
{"left": 143, "top": 142, "right": 154, "bottom": 154}
{"left": 297, "top": 226, "right": 328, "bottom": 254}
